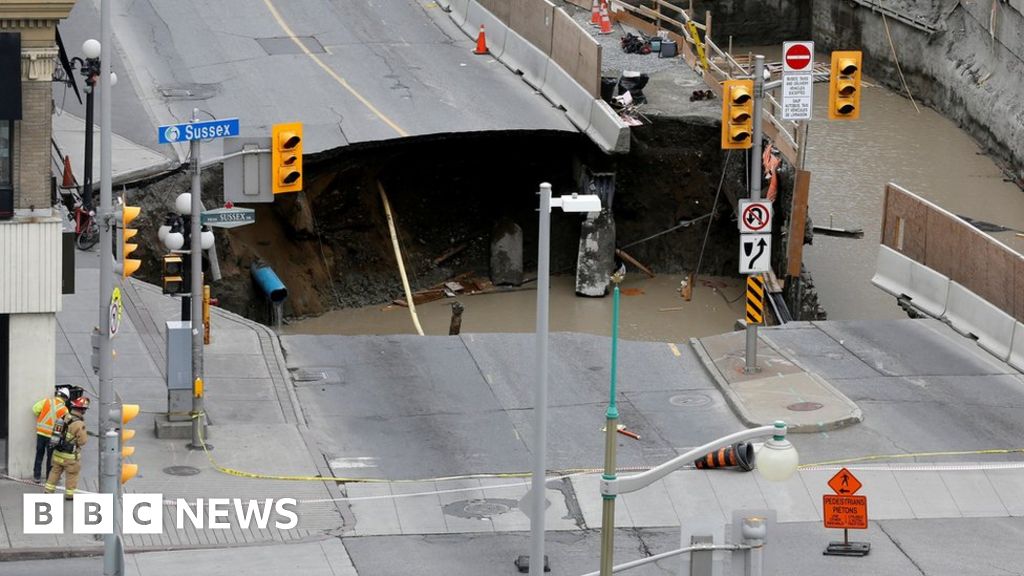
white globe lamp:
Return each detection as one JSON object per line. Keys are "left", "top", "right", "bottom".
{"left": 756, "top": 421, "right": 799, "bottom": 482}
{"left": 200, "top": 227, "right": 214, "bottom": 250}
{"left": 174, "top": 193, "right": 192, "bottom": 215}
{"left": 82, "top": 39, "right": 101, "bottom": 59}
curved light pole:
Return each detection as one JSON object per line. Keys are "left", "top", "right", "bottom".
{"left": 598, "top": 421, "right": 798, "bottom": 575}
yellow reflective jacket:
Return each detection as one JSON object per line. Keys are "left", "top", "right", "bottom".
{"left": 33, "top": 397, "right": 69, "bottom": 437}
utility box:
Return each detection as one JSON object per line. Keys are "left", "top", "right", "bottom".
{"left": 166, "top": 320, "right": 192, "bottom": 421}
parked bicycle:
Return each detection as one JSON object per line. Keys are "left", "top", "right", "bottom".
{"left": 60, "top": 185, "right": 98, "bottom": 251}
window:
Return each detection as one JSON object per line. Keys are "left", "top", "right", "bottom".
{"left": 0, "top": 120, "right": 11, "bottom": 190}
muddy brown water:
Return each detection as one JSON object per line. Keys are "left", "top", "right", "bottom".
{"left": 287, "top": 62, "right": 1024, "bottom": 337}
{"left": 284, "top": 275, "right": 748, "bottom": 341}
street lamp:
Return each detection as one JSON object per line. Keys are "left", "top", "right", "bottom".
{"left": 68, "top": 39, "right": 117, "bottom": 212}
{"left": 597, "top": 421, "right": 798, "bottom": 575}
{"left": 527, "top": 182, "right": 602, "bottom": 575}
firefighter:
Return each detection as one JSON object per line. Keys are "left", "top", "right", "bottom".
{"left": 44, "top": 396, "right": 89, "bottom": 500}
{"left": 31, "top": 386, "right": 70, "bottom": 483}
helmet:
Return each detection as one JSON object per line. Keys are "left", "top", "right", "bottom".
{"left": 69, "top": 397, "right": 90, "bottom": 410}
{"left": 55, "top": 386, "right": 71, "bottom": 399}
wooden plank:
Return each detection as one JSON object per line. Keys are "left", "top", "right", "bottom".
{"left": 511, "top": 0, "right": 555, "bottom": 55}
{"left": 786, "top": 170, "right": 811, "bottom": 277}
{"left": 983, "top": 238, "right": 1016, "bottom": 315}
{"left": 477, "top": 0, "right": 511, "bottom": 23}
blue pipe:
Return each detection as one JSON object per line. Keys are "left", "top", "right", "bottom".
{"left": 251, "top": 264, "right": 288, "bottom": 303}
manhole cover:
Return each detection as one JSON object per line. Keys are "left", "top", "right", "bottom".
{"left": 670, "top": 393, "right": 713, "bottom": 407}
{"left": 442, "top": 498, "right": 517, "bottom": 520}
{"left": 163, "top": 465, "right": 200, "bottom": 476}
{"left": 787, "top": 402, "right": 823, "bottom": 412}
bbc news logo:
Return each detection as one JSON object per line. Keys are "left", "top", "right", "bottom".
{"left": 24, "top": 494, "right": 298, "bottom": 534}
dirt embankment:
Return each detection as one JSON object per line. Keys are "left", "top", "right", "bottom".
{"left": 132, "top": 126, "right": 756, "bottom": 324}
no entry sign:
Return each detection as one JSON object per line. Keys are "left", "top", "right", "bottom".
{"left": 783, "top": 41, "right": 813, "bottom": 72}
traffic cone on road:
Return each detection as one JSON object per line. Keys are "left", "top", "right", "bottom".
{"left": 474, "top": 24, "right": 489, "bottom": 55}
{"left": 694, "top": 442, "right": 755, "bottom": 471}
{"left": 590, "top": 0, "right": 601, "bottom": 26}
{"left": 61, "top": 155, "right": 74, "bottom": 188}
{"left": 598, "top": 3, "right": 613, "bottom": 35}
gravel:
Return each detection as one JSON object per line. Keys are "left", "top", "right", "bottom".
{"left": 563, "top": 4, "right": 693, "bottom": 76}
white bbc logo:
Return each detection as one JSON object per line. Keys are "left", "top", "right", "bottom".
{"left": 23, "top": 493, "right": 163, "bottom": 535}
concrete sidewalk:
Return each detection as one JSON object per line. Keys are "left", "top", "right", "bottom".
{"left": 0, "top": 250, "right": 347, "bottom": 556}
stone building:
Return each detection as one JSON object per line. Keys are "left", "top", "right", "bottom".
{"left": 0, "top": 0, "right": 74, "bottom": 477}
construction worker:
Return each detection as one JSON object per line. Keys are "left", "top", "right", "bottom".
{"left": 31, "top": 386, "right": 70, "bottom": 483}
{"left": 44, "top": 396, "right": 89, "bottom": 500}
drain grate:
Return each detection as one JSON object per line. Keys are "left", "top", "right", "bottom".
{"left": 787, "top": 401, "right": 823, "bottom": 412}
{"left": 292, "top": 369, "right": 328, "bottom": 383}
{"left": 442, "top": 498, "right": 517, "bottom": 520}
{"left": 163, "top": 465, "right": 200, "bottom": 477}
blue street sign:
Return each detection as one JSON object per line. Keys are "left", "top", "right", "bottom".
{"left": 158, "top": 118, "right": 240, "bottom": 144}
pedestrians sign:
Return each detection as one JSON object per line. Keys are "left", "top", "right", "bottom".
{"left": 158, "top": 118, "right": 240, "bottom": 144}
{"left": 781, "top": 41, "right": 814, "bottom": 121}
{"left": 828, "top": 467, "right": 862, "bottom": 495}
{"left": 739, "top": 200, "right": 772, "bottom": 233}
{"left": 783, "top": 41, "right": 813, "bottom": 72}
{"left": 822, "top": 495, "right": 868, "bottom": 529}
{"left": 201, "top": 207, "right": 256, "bottom": 229}
{"left": 739, "top": 234, "right": 771, "bottom": 274}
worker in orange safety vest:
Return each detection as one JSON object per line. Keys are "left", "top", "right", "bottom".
{"left": 32, "top": 386, "right": 70, "bottom": 483}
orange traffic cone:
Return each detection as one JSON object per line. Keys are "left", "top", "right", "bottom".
{"left": 61, "top": 155, "right": 75, "bottom": 188}
{"left": 598, "top": 3, "right": 613, "bottom": 34}
{"left": 590, "top": 0, "right": 601, "bottom": 26}
{"left": 474, "top": 25, "right": 488, "bottom": 55}
{"left": 694, "top": 442, "right": 755, "bottom": 471}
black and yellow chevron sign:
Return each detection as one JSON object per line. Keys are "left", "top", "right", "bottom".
{"left": 746, "top": 276, "right": 765, "bottom": 325}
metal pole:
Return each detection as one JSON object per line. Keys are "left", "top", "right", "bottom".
{"left": 530, "top": 182, "right": 552, "bottom": 576}
{"left": 599, "top": 282, "right": 622, "bottom": 576}
{"left": 82, "top": 76, "right": 94, "bottom": 211}
{"left": 97, "top": 2, "right": 119, "bottom": 574}
{"left": 745, "top": 54, "right": 765, "bottom": 374}
{"left": 189, "top": 109, "right": 205, "bottom": 449}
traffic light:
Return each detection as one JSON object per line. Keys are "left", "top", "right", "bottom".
{"left": 828, "top": 51, "right": 862, "bottom": 120}
{"left": 120, "top": 403, "right": 139, "bottom": 484}
{"left": 162, "top": 254, "right": 184, "bottom": 295}
{"left": 116, "top": 195, "right": 142, "bottom": 279}
{"left": 272, "top": 122, "right": 303, "bottom": 194}
{"left": 721, "top": 79, "right": 754, "bottom": 149}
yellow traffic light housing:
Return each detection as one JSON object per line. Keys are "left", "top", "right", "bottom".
{"left": 117, "top": 196, "right": 142, "bottom": 279}
{"left": 721, "top": 80, "right": 754, "bottom": 149}
{"left": 121, "top": 403, "right": 140, "bottom": 484}
{"left": 828, "top": 51, "right": 862, "bottom": 120}
{"left": 272, "top": 122, "right": 303, "bottom": 194}
{"left": 162, "top": 254, "right": 184, "bottom": 295}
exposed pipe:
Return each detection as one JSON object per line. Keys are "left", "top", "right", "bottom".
{"left": 377, "top": 181, "right": 424, "bottom": 336}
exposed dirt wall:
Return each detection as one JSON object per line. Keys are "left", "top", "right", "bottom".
{"left": 814, "top": 1, "right": 1024, "bottom": 182}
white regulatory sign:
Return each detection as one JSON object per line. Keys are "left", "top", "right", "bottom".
{"left": 739, "top": 200, "right": 773, "bottom": 233}
{"left": 739, "top": 233, "right": 772, "bottom": 274}
{"left": 782, "top": 74, "right": 813, "bottom": 121}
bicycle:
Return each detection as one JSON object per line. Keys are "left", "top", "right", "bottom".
{"left": 60, "top": 185, "right": 99, "bottom": 251}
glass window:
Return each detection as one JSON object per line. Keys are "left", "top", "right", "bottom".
{"left": 0, "top": 120, "right": 11, "bottom": 188}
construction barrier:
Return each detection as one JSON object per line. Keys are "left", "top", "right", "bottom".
{"left": 871, "top": 244, "right": 913, "bottom": 301}
{"left": 586, "top": 100, "right": 631, "bottom": 154}
{"left": 449, "top": 0, "right": 470, "bottom": 27}
{"left": 510, "top": 0, "right": 555, "bottom": 56}
{"left": 500, "top": 28, "right": 551, "bottom": 91}
{"left": 873, "top": 245, "right": 952, "bottom": 318}
{"left": 550, "top": 8, "right": 601, "bottom": 97}
{"left": 942, "top": 282, "right": 1016, "bottom": 362}
{"left": 1009, "top": 323, "right": 1024, "bottom": 373}
{"left": 541, "top": 59, "right": 594, "bottom": 131}
{"left": 463, "top": 2, "right": 508, "bottom": 59}
{"left": 475, "top": 0, "right": 511, "bottom": 23}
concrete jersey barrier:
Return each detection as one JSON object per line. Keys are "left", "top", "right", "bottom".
{"left": 942, "top": 281, "right": 1016, "bottom": 362}
{"left": 871, "top": 244, "right": 950, "bottom": 318}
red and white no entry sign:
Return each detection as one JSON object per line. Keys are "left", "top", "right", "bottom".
{"left": 783, "top": 41, "right": 814, "bottom": 73}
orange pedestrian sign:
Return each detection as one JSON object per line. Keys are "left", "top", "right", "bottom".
{"left": 828, "top": 467, "right": 862, "bottom": 495}
{"left": 823, "top": 495, "right": 868, "bottom": 529}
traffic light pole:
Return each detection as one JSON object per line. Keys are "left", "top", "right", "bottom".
{"left": 189, "top": 108, "right": 206, "bottom": 450}
{"left": 744, "top": 55, "right": 766, "bottom": 374}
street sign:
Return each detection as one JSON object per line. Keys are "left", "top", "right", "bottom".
{"left": 782, "top": 41, "right": 814, "bottom": 121}
{"left": 828, "top": 467, "right": 862, "bottom": 495}
{"left": 782, "top": 74, "right": 813, "bottom": 121}
{"left": 200, "top": 207, "right": 256, "bottom": 229}
{"left": 158, "top": 118, "right": 240, "bottom": 144}
{"left": 783, "top": 41, "right": 813, "bottom": 72}
{"left": 109, "top": 287, "right": 123, "bottom": 339}
{"left": 739, "top": 233, "right": 771, "bottom": 274}
{"left": 822, "top": 495, "right": 868, "bottom": 529}
{"left": 739, "top": 200, "right": 773, "bottom": 233}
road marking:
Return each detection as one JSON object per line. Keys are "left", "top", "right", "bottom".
{"left": 668, "top": 343, "right": 681, "bottom": 357}
{"left": 329, "top": 457, "right": 380, "bottom": 469}
{"left": 262, "top": 0, "right": 409, "bottom": 138}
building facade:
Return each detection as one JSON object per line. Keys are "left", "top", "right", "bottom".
{"left": 1, "top": 0, "right": 74, "bottom": 477}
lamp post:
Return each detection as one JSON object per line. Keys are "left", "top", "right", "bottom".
{"left": 529, "top": 182, "right": 602, "bottom": 576}
{"left": 598, "top": 421, "right": 798, "bottom": 575}
{"left": 70, "top": 39, "right": 117, "bottom": 212}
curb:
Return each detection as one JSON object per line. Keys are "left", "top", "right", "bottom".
{"left": 689, "top": 334, "right": 863, "bottom": 433}
{"left": 0, "top": 534, "right": 340, "bottom": 562}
